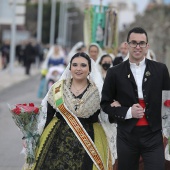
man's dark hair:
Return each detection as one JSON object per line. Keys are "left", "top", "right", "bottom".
{"left": 127, "top": 27, "right": 148, "bottom": 43}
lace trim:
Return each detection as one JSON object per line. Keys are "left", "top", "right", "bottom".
{"left": 47, "top": 79, "right": 100, "bottom": 118}
{"left": 47, "top": 88, "right": 57, "bottom": 113}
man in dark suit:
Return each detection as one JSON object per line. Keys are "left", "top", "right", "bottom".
{"left": 101, "top": 27, "right": 170, "bottom": 170}
{"left": 24, "top": 40, "right": 37, "bottom": 75}
{"left": 112, "top": 42, "right": 128, "bottom": 66}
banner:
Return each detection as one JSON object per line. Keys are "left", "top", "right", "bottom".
{"left": 84, "top": 5, "right": 108, "bottom": 48}
{"left": 103, "top": 8, "right": 118, "bottom": 53}
{"left": 83, "top": 5, "right": 118, "bottom": 52}
{"left": 84, "top": 5, "right": 93, "bottom": 47}
{"left": 91, "top": 5, "right": 108, "bottom": 48}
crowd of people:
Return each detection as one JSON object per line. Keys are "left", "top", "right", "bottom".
{"left": 6, "top": 27, "right": 170, "bottom": 170}
{"left": 0, "top": 39, "right": 44, "bottom": 74}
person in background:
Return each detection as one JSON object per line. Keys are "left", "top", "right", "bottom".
{"left": 24, "top": 40, "right": 37, "bottom": 75}
{"left": 24, "top": 52, "right": 113, "bottom": 170}
{"left": 113, "top": 42, "right": 128, "bottom": 66}
{"left": 34, "top": 41, "right": 44, "bottom": 68}
{"left": 146, "top": 49, "right": 157, "bottom": 61}
{"left": 37, "top": 45, "right": 66, "bottom": 98}
{"left": 42, "top": 45, "right": 66, "bottom": 69}
{"left": 45, "top": 66, "right": 64, "bottom": 91}
{"left": 101, "top": 27, "right": 170, "bottom": 170}
{"left": 88, "top": 42, "right": 103, "bottom": 62}
{"left": 99, "top": 54, "right": 113, "bottom": 80}
{"left": 98, "top": 53, "right": 117, "bottom": 170}
{"left": 66, "top": 42, "right": 86, "bottom": 64}
{"left": 0, "top": 40, "right": 10, "bottom": 69}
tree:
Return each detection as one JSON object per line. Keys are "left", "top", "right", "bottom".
{"left": 119, "top": 5, "right": 170, "bottom": 64}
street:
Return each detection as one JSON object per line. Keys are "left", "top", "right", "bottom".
{"left": 0, "top": 74, "right": 42, "bottom": 170}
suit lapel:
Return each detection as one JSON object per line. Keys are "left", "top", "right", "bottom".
{"left": 124, "top": 60, "right": 137, "bottom": 88}
{"left": 142, "top": 59, "right": 152, "bottom": 89}
{"left": 124, "top": 59, "right": 153, "bottom": 88}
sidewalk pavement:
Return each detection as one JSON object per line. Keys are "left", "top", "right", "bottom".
{"left": 0, "top": 63, "right": 40, "bottom": 92}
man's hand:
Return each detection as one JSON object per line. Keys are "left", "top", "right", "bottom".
{"left": 131, "top": 104, "right": 144, "bottom": 119}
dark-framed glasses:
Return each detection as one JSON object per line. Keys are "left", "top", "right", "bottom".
{"left": 128, "top": 41, "right": 147, "bottom": 48}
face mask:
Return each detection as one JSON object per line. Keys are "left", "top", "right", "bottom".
{"left": 102, "top": 63, "right": 111, "bottom": 71}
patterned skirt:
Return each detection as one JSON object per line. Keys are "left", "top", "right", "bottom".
{"left": 29, "top": 117, "right": 111, "bottom": 170}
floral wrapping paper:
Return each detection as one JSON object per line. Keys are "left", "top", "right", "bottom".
{"left": 8, "top": 103, "right": 40, "bottom": 167}
{"left": 162, "top": 90, "right": 170, "bottom": 160}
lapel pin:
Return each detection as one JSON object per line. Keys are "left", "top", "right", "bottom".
{"left": 144, "top": 78, "right": 147, "bottom": 82}
{"left": 128, "top": 74, "right": 130, "bottom": 78}
{"left": 145, "top": 71, "right": 151, "bottom": 76}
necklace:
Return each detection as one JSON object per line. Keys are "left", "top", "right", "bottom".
{"left": 72, "top": 83, "right": 87, "bottom": 95}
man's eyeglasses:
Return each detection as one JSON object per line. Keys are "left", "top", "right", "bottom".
{"left": 128, "top": 41, "right": 147, "bottom": 48}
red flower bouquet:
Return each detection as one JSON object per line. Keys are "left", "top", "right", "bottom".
{"left": 8, "top": 103, "right": 40, "bottom": 165}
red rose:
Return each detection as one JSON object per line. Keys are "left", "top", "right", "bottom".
{"left": 10, "top": 103, "right": 39, "bottom": 115}
{"left": 12, "top": 107, "right": 21, "bottom": 115}
{"left": 164, "top": 100, "right": 170, "bottom": 107}
{"left": 34, "top": 108, "right": 39, "bottom": 114}
{"left": 29, "top": 103, "right": 34, "bottom": 107}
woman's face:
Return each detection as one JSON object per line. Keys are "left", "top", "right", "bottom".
{"left": 54, "top": 46, "right": 59, "bottom": 53}
{"left": 89, "top": 46, "right": 99, "bottom": 61}
{"left": 70, "top": 56, "right": 89, "bottom": 81}
{"left": 101, "top": 56, "right": 112, "bottom": 71}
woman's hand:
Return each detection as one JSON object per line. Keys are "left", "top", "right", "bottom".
{"left": 110, "top": 100, "right": 121, "bottom": 107}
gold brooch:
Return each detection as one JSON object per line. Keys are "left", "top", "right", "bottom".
{"left": 145, "top": 71, "right": 151, "bottom": 76}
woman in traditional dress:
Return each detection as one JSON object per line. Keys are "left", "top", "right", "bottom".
{"left": 66, "top": 41, "right": 86, "bottom": 64}
{"left": 37, "top": 45, "right": 66, "bottom": 98}
{"left": 98, "top": 54, "right": 113, "bottom": 80}
{"left": 25, "top": 52, "right": 114, "bottom": 170}
{"left": 41, "top": 44, "right": 66, "bottom": 69}
{"left": 88, "top": 42, "right": 103, "bottom": 62}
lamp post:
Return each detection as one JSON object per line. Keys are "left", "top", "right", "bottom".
{"left": 9, "top": 0, "right": 16, "bottom": 74}
{"left": 57, "top": 1, "right": 64, "bottom": 45}
{"left": 37, "top": 0, "right": 43, "bottom": 43}
{"left": 49, "top": 0, "right": 57, "bottom": 46}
